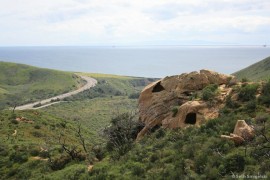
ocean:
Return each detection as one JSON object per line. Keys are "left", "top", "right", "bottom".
{"left": 0, "top": 46, "right": 269, "bottom": 78}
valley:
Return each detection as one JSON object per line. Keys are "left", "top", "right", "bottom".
{"left": 0, "top": 58, "right": 270, "bottom": 179}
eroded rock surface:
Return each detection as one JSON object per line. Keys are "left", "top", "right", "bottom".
{"left": 137, "top": 69, "right": 234, "bottom": 140}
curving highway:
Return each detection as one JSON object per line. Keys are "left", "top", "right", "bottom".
{"left": 15, "top": 75, "right": 97, "bottom": 110}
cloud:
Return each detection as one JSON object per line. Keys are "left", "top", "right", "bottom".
{"left": 0, "top": 0, "right": 269, "bottom": 45}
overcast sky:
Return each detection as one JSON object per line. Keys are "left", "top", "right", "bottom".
{"left": 0, "top": 0, "right": 270, "bottom": 46}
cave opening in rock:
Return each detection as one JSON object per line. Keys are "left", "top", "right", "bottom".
{"left": 150, "top": 124, "right": 161, "bottom": 132}
{"left": 152, "top": 82, "right": 165, "bottom": 93}
{"left": 185, "top": 113, "right": 197, "bottom": 124}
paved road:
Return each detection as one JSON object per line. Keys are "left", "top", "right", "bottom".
{"left": 15, "top": 75, "right": 97, "bottom": 110}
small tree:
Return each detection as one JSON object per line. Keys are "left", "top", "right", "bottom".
{"left": 103, "top": 112, "right": 143, "bottom": 159}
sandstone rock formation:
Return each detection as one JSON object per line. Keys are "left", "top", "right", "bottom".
{"left": 137, "top": 69, "right": 235, "bottom": 140}
{"left": 221, "top": 120, "right": 255, "bottom": 144}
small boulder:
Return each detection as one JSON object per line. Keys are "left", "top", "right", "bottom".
{"left": 221, "top": 120, "right": 254, "bottom": 144}
{"left": 87, "top": 165, "right": 94, "bottom": 172}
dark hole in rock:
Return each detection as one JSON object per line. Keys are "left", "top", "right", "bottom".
{"left": 150, "top": 124, "right": 161, "bottom": 132}
{"left": 185, "top": 113, "right": 196, "bottom": 124}
{"left": 132, "top": 122, "right": 145, "bottom": 139}
{"left": 152, "top": 82, "right": 165, "bottom": 93}
{"left": 183, "top": 91, "right": 192, "bottom": 96}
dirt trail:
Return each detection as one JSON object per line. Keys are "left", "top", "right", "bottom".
{"left": 15, "top": 75, "right": 97, "bottom": 110}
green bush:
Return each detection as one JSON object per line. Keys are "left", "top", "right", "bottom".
{"left": 171, "top": 107, "right": 178, "bottom": 117}
{"left": 49, "top": 155, "right": 71, "bottom": 171}
{"left": 11, "top": 119, "right": 18, "bottom": 124}
{"left": 34, "top": 125, "right": 41, "bottom": 129}
{"left": 261, "top": 80, "right": 270, "bottom": 96}
{"left": 255, "top": 114, "right": 269, "bottom": 124}
{"left": 258, "top": 80, "right": 270, "bottom": 106}
{"left": 258, "top": 95, "right": 270, "bottom": 106}
{"left": 39, "top": 151, "right": 50, "bottom": 158}
{"left": 225, "top": 95, "right": 240, "bottom": 109}
{"left": 128, "top": 92, "right": 140, "bottom": 99}
{"left": 245, "top": 100, "right": 257, "bottom": 112}
{"left": 202, "top": 84, "right": 218, "bottom": 101}
{"left": 31, "top": 131, "right": 43, "bottom": 138}
{"left": 9, "top": 151, "right": 28, "bottom": 163}
{"left": 238, "top": 84, "right": 258, "bottom": 101}
{"left": 224, "top": 154, "right": 245, "bottom": 173}
{"left": 241, "top": 77, "right": 249, "bottom": 83}
{"left": 9, "top": 113, "right": 16, "bottom": 121}
{"left": 104, "top": 113, "right": 143, "bottom": 159}
{"left": 155, "top": 128, "right": 166, "bottom": 139}
{"left": 126, "top": 162, "right": 145, "bottom": 176}
{"left": 0, "top": 145, "right": 9, "bottom": 156}
{"left": 29, "top": 149, "right": 39, "bottom": 156}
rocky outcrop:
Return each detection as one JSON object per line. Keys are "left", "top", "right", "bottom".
{"left": 137, "top": 69, "right": 234, "bottom": 140}
{"left": 221, "top": 120, "right": 255, "bottom": 144}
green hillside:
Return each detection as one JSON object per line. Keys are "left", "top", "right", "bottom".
{"left": 2, "top": 62, "right": 270, "bottom": 179}
{"left": 0, "top": 61, "right": 83, "bottom": 109}
{"left": 233, "top": 56, "right": 270, "bottom": 81}
{"left": 0, "top": 63, "right": 157, "bottom": 179}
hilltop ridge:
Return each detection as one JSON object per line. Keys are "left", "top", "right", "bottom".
{"left": 234, "top": 56, "right": 270, "bottom": 81}
{"left": 0, "top": 61, "right": 83, "bottom": 109}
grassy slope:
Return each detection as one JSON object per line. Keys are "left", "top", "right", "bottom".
{"left": 0, "top": 109, "right": 94, "bottom": 179}
{"left": 0, "top": 69, "right": 156, "bottom": 179}
{"left": 0, "top": 61, "right": 82, "bottom": 109}
{"left": 233, "top": 56, "right": 270, "bottom": 81}
{"left": 43, "top": 73, "right": 156, "bottom": 141}
{"left": 43, "top": 97, "right": 137, "bottom": 141}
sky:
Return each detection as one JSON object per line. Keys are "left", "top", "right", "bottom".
{"left": 0, "top": 0, "right": 270, "bottom": 46}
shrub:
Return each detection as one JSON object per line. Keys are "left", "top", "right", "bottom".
{"left": 128, "top": 92, "right": 140, "bottom": 99}
{"left": 258, "top": 80, "right": 270, "bottom": 106}
{"left": 171, "top": 107, "right": 178, "bottom": 117}
{"left": 225, "top": 95, "right": 240, "bottom": 109}
{"left": 0, "top": 145, "right": 9, "bottom": 156}
{"left": 255, "top": 114, "right": 269, "bottom": 124}
{"left": 258, "top": 95, "right": 270, "bottom": 106}
{"left": 261, "top": 80, "right": 270, "bottom": 96}
{"left": 155, "top": 128, "right": 166, "bottom": 139}
{"left": 92, "top": 145, "right": 105, "bottom": 161}
{"left": 34, "top": 125, "right": 41, "bottom": 129}
{"left": 202, "top": 84, "right": 218, "bottom": 101}
{"left": 245, "top": 100, "right": 257, "bottom": 112}
{"left": 9, "top": 113, "right": 16, "bottom": 121}
{"left": 238, "top": 84, "right": 258, "bottom": 102}
{"left": 11, "top": 119, "right": 19, "bottom": 124}
{"left": 31, "top": 131, "right": 43, "bottom": 138}
{"left": 104, "top": 113, "right": 143, "bottom": 159}
{"left": 29, "top": 149, "right": 39, "bottom": 156}
{"left": 126, "top": 162, "right": 145, "bottom": 176}
{"left": 224, "top": 154, "right": 245, "bottom": 173}
{"left": 39, "top": 151, "right": 50, "bottom": 158}
{"left": 49, "top": 156, "right": 72, "bottom": 171}
{"left": 241, "top": 77, "right": 249, "bottom": 83}
{"left": 9, "top": 151, "right": 28, "bottom": 163}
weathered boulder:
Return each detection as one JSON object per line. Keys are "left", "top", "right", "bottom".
{"left": 87, "top": 165, "right": 94, "bottom": 172}
{"left": 137, "top": 69, "right": 234, "bottom": 140}
{"left": 221, "top": 120, "right": 255, "bottom": 144}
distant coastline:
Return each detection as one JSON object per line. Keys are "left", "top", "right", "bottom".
{"left": 0, "top": 46, "right": 269, "bottom": 78}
